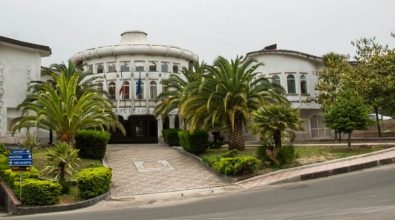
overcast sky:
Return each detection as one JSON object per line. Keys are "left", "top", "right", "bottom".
{"left": 1, "top": 0, "right": 394, "bottom": 66}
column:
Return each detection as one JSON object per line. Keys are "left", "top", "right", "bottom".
{"left": 169, "top": 115, "right": 175, "bottom": 129}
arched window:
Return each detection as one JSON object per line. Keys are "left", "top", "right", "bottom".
{"left": 272, "top": 75, "right": 281, "bottom": 86}
{"left": 108, "top": 82, "right": 116, "bottom": 99}
{"left": 300, "top": 75, "right": 308, "bottom": 94}
{"left": 98, "top": 82, "right": 103, "bottom": 90}
{"left": 150, "top": 81, "right": 157, "bottom": 100}
{"left": 136, "top": 81, "right": 144, "bottom": 99}
{"left": 97, "top": 63, "right": 104, "bottom": 74}
{"left": 287, "top": 74, "right": 296, "bottom": 94}
{"left": 120, "top": 81, "right": 130, "bottom": 100}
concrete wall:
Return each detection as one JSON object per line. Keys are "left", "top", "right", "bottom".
{"left": 0, "top": 43, "right": 42, "bottom": 144}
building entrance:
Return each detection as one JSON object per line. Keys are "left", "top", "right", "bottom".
{"left": 110, "top": 115, "right": 158, "bottom": 143}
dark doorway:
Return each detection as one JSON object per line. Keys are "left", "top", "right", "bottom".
{"left": 110, "top": 115, "right": 158, "bottom": 143}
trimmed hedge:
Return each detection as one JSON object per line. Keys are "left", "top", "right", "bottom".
{"left": 75, "top": 130, "right": 110, "bottom": 160}
{"left": 0, "top": 143, "right": 9, "bottom": 156}
{"left": 76, "top": 167, "right": 112, "bottom": 199}
{"left": 14, "top": 179, "right": 62, "bottom": 206}
{"left": 2, "top": 167, "right": 39, "bottom": 188}
{"left": 162, "top": 129, "right": 181, "bottom": 146}
{"left": 211, "top": 155, "right": 262, "bottom": 176}
{"left": 178, "top": 130, "right": 209, "bottom": 155}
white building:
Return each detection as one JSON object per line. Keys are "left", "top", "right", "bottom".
{"left": 0, "top": 36, "right": 51, "bottom": 144}
{"left": 71, "top": 31, "right": 198, "bottom": 143}
{"left": 246, "top": 45, "right": 332, "bottom": 139}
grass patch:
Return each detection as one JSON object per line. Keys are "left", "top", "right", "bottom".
{"left": 200, "top": 145, "right": 391, "bottom": 176}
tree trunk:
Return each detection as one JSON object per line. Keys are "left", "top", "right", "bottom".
{"left": 59, "top": 160, "right": 66, "bottom": 183}
{"left": 347, "top": 132, "right": 352, "bottom": 149}
{"left": 334, "top": 131, "right": 338, "bottom": 141}
{"left": 338, "top": 130, "right": 342, "bottom": 143}
{"left": 374, "top": 107, "right": 382, "bottom": 137}
{"left": 49, "top": 130, "right": 53, "bottom": 146}
{"left": 273, "top": 130, "right": 282, "bottom": 149}
{"left": 227, "top": 118, "right": 245, "bottom": 151}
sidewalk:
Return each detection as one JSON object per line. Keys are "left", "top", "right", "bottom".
{"left": 237, "top": 147, "right": 395, "bottom": 189}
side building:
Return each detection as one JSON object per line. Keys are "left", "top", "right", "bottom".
{"left": 0, "top": 36, "right": 51, "bottom": 144}
{"left": 246, "top": 45, "right": 331, "bottom": 140}
{"left": 71, "top": 31, "right": 199, "bottom": 143}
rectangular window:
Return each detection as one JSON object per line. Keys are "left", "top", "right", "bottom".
{"left": 120, "top": 61, "right": 130, "bottom": 72}
{"left": 135, "top": 61, "right": 144, "bottom": 72}
{"left": 107, "top": 62, "right": 116, "bottom": 73}
{"left": 173, "top": 64, "right": 179, "bottom": 73}
{"left": 149, "top": 61, "right": 157, "bottom": 72}
{"left": 96, "top": 63, "right": 104, "bottom": 74}
{"left": 161, "top": 62, "right": 169, "bottom": 72}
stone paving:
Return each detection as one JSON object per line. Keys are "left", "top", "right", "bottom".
{"left": 105, "top": 144, "right": 227, "bottom": 198}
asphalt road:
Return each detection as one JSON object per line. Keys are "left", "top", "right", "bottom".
{"left": 6, "top": 164, "right": 395, "bottom": 220}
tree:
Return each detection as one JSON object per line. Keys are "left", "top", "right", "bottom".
{"left": 315, "top": 52, "right": 353, "bottom": 112}
{"left": 315, "top": 52, "right": 354, "bottom": 141}
{"left": 348, "top": 37, "right": 395, "bottom": 137}
{"left": 324, "top": 91, "right": 372, "bottom": 149}
{"left": 42, "top": 142, "right": 80, "bottom": 192}
{"left": 251, "top": 103, "right": 302, "bottom": 149}
{"left": 180, "top": 56, "right": 285, "bottom": 151}
{"left": 154, "top": 62, "right": 205, "bottom": 120}
{"left": 11, "top": 61, "right": 124, "bottom": 144}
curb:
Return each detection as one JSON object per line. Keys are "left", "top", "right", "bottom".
{"left": 110, "top": 185, "right": 240, "bottom": 203}
{"left": 237, "top": 147, "right": 395, "bottom": 188}
{"left": 10, "top": 191, "right": 110, "bottom": 215}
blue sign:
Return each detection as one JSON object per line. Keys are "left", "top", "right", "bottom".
{"left": 8, "top": 154, "right": 32, "bottom": 160}
{"left": 11, "top": 149, "right": 30, "bottom": 154}
{"left": 8, "top": 148, "right": 32, "bottom": 167}
{"left": 9, "top": 160, "right": 32, "bottom": 166}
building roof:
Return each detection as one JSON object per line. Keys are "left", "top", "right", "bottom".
{"left": 0, "top": 35, "right": 51, "bottom": 57}
{"left": 247, "top": 47, "right": 322, "bottom": 63}
{"left": 71, "top": 31, "right": 199, "bottom": 64}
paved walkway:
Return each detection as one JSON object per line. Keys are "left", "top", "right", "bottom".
{"left": 237, "top": 147, "right": 395, "bottom": 189}
{"left": 105, "top": 144, "right": 227, "bottom": 198}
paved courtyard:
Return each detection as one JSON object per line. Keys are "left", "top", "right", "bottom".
{"left": 105, "top": 144, "right": 228, "bottom": 198}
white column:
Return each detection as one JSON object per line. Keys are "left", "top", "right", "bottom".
{"left": 157, "top": 117, "right": 163, "bottom": 138}
{"left": 169, "top": 115, "right": 175, "bottom": 129}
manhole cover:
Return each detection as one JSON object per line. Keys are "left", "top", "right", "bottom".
{"left": 134, "top": 160, "right": 175, "bottom": 172}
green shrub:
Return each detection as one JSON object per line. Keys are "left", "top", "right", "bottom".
{"left": 162, "top": 129, "right": 181, "bottom": 146}
{"left": 14, "top": 179, "right": 62, "bottom": 206}
{"left": 75, "top": 130, "right": 110, "bottom": 160}
{"left": 222, "top": 149, "right": 238, "bottom": 158}
{"left": 76, "top": 167, "right": 112, "bottom": 199}
{"left": 212, "top": 156, "right": 262, "bottom": 176}
{"left": 178, "top": 130, "right": 209, "bottom": 155}
{"left": 256, "top": 145, "right": 296, "bottom": 167}
{"left": 278, "top": 145, "right": 296, "bottom": 165}
{"left": 0, "top": 143, "right": 9, "bottom": 156}
{"left": 2, "top": 167, "right": 39, "bottom": 188}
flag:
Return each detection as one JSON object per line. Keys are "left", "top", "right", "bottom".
{"left": 136, "top": 72, "right": 142, "bottom": 97}
{"left": 119, "top": 84, "right": 125, "bottom": 99}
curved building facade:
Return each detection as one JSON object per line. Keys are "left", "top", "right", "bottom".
{"left": 71, "top": 31, "right": 198, "bottom": 143}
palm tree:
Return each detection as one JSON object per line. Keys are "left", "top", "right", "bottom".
{"left": 251, "top": 103, "right": 302, "bottom": 149}
{"left": 154, "top": 62, "right": 206, "bottom": 118}
{"left": 11, "top": 61, "right": 124, "bottom": 144}
{"left": 180, "top": 56, "right": 285, "bottom": 151}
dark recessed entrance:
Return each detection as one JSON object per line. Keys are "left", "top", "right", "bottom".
{"left": 110, "top": 115, "right": 158, "bottom": 143}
